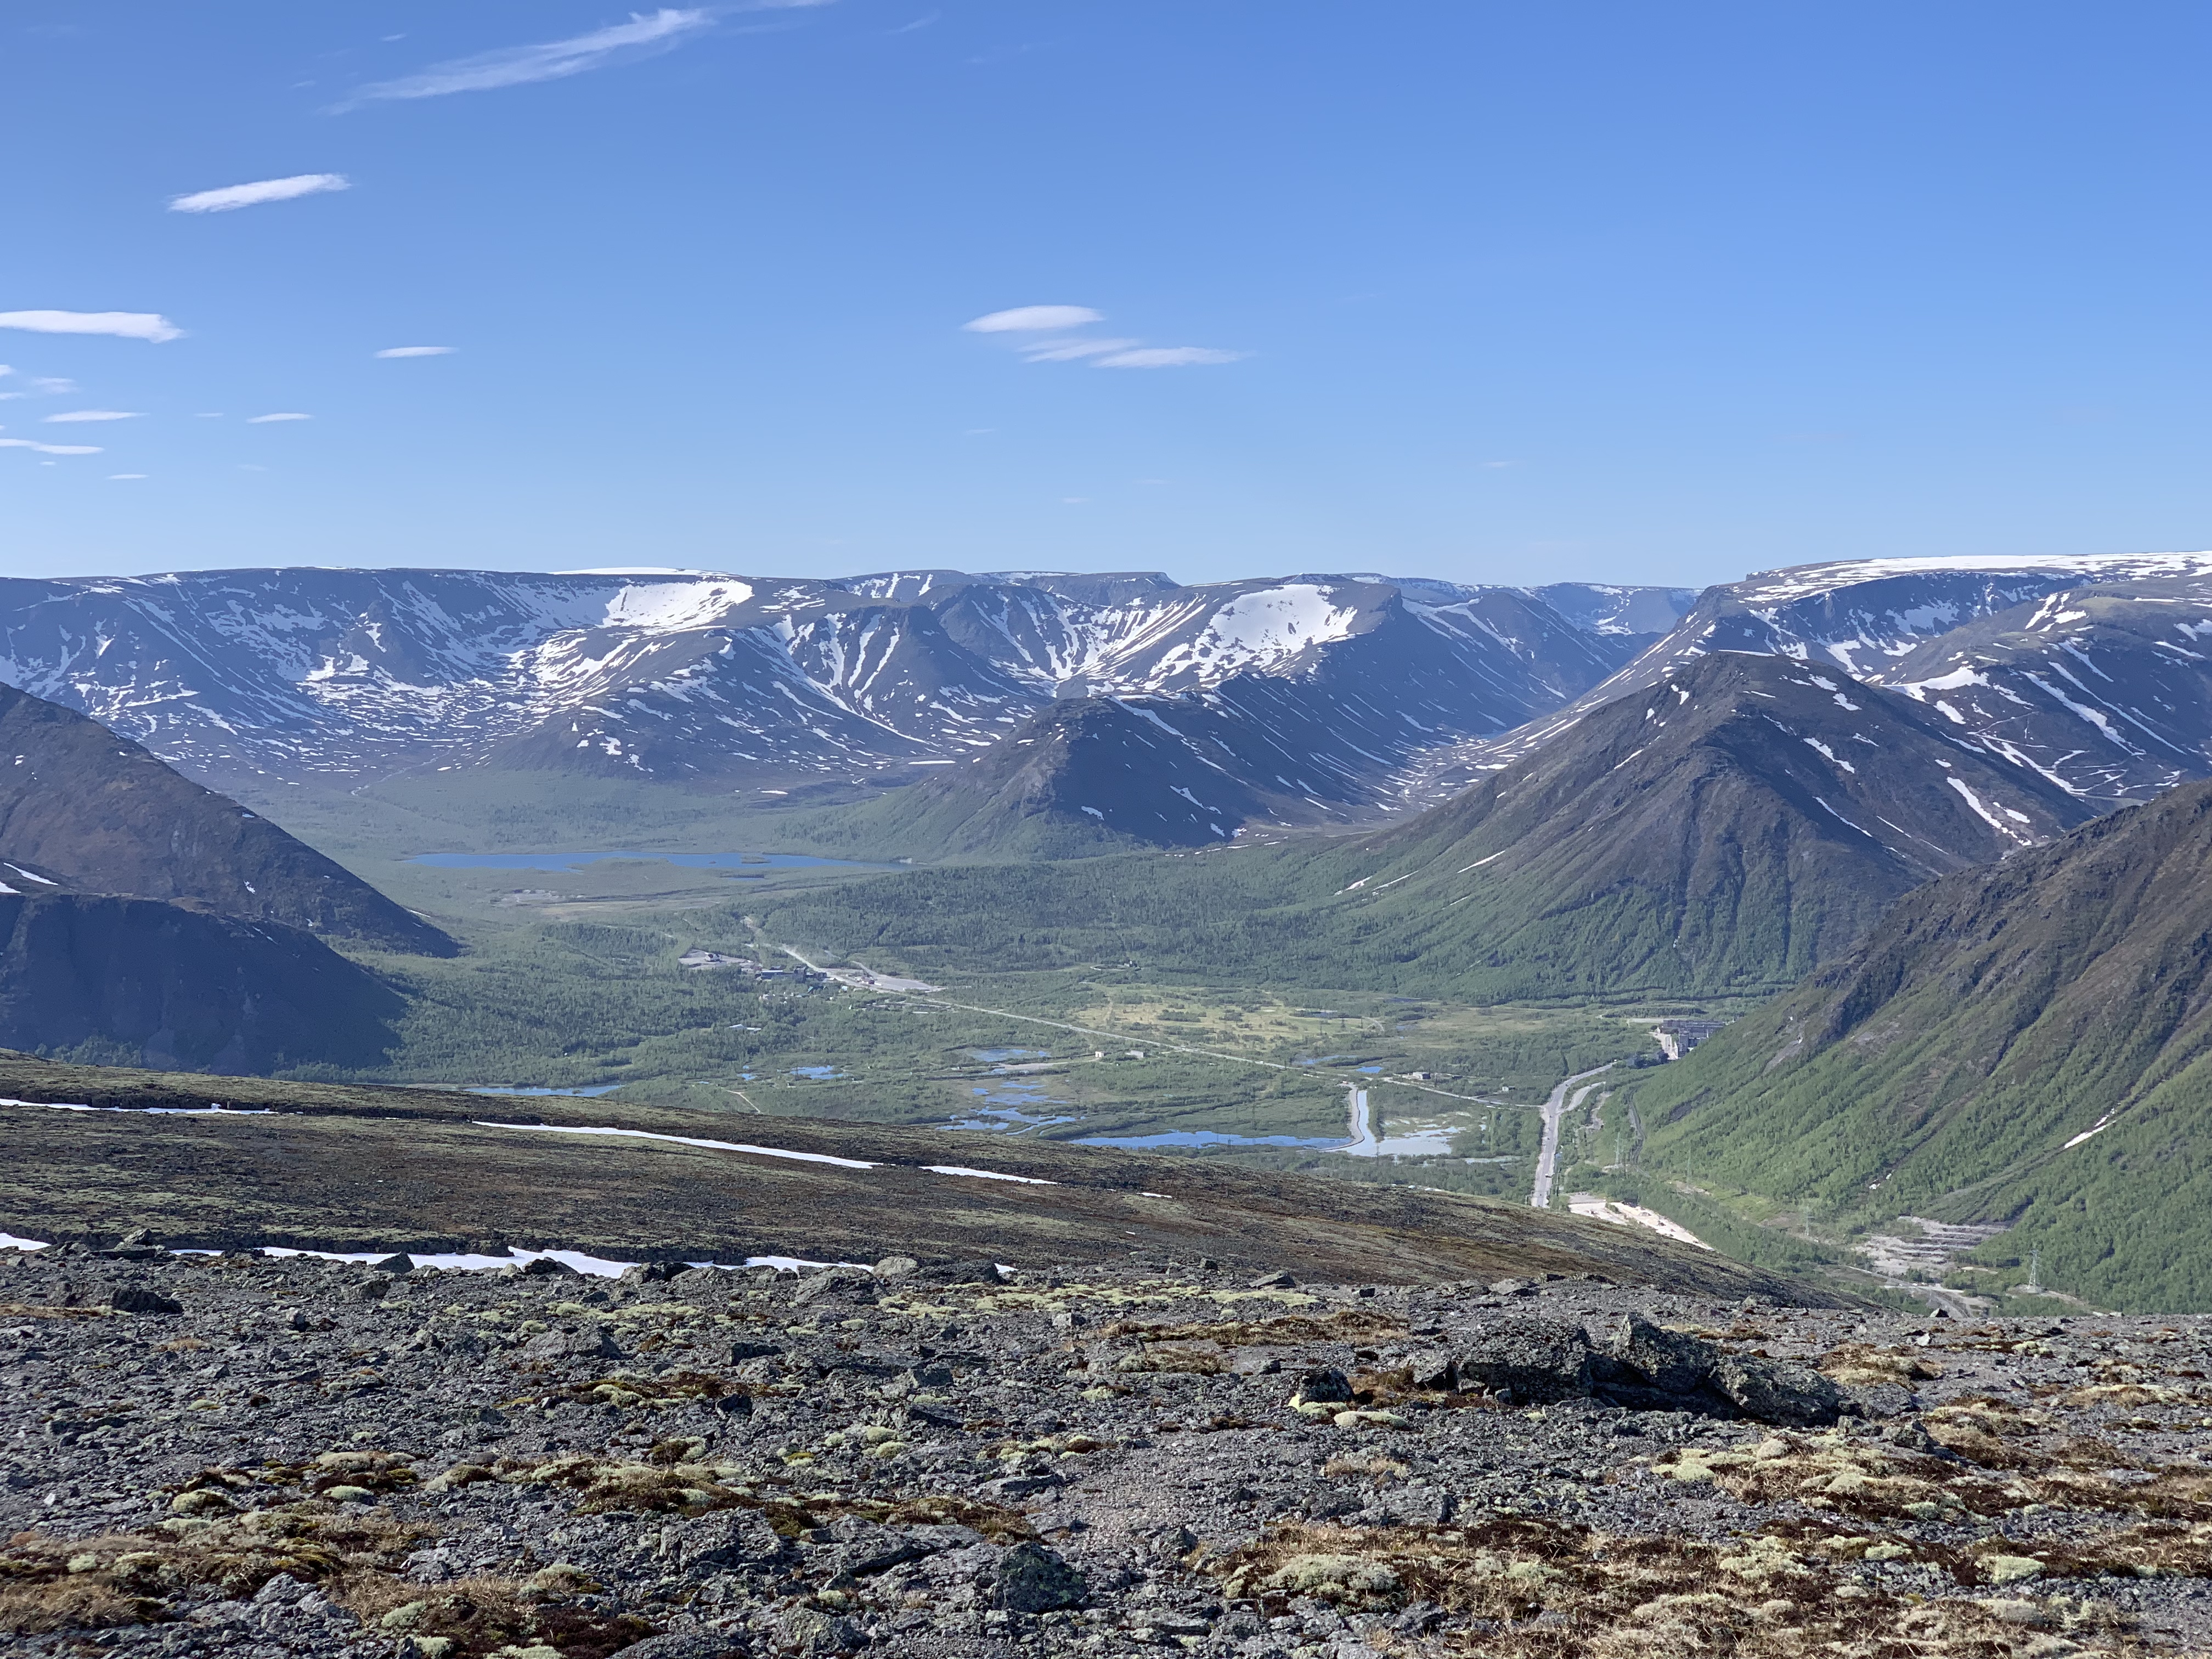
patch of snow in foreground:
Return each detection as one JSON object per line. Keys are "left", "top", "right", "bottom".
{"left": 258, "top": 1246, "right": 865, "bottom": 1278}
{"left": 1566, "top": 1193, "right": 1711, "bottom": 1250}
{"left": 922, "top": 1164, "right": 1056, "bottom": 1185}
{"left": 0, "top": 1228, "right": 879, "bottom": 1278}
{"left": 7, "top": 1098, "right": 274, "bottom": 1116}
{"left": 259, "top": 1244, "right": 636, "bottom": 1277}
{"left": 473, "top": 1120, "right": 876, "bottom": 1169}
{"left": 477, "top": 1120, "right": 1053, "bottom": 1185}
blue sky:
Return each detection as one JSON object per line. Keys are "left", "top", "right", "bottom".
{"left": 1, "top": 2, "right": 2204, "bottom": 588}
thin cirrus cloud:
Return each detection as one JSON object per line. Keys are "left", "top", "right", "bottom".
{"left": 1092, "top": 347, "right": 1245, "bottom": 369}
{"left": 46, "top": 410, "right": 142, "bottom": 423}
{"left": 962, "top": 306, "right": 1104, "bottom": 334}
{"left": 0, "top": 438, "right": 101, "bottom": 455}
{"left": 0, "top": 370, "right": 83, "bottom": 400}
{"left": 329, "top": 5, "right": 823, "bottom": 109}
{"left": 168, "top": 174, "right": 350, "bottom": 214}
{"left": 246, "top": 413, "right": 312, "bottom": 424}
{"left": 961, "top": 305, "right": 1244, "bottom": 369}
{"left": 0, "top": 311, "right": 182, "bottom": 344}
{"left": 1019, "top": 337, "right": 1140, "bottom": 363}
{"left": 375, "top": 346, "right": 456, "bottom": 358}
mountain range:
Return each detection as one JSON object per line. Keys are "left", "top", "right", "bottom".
{"left": 758, "top": 647, "right": 2103, "bottom": 1003}
{"left": 0, "top": 568, "right": 1688, "bottom": 826}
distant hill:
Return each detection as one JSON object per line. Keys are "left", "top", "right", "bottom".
{"left": 0, "top": 684, "right": 452, "bottom": 954}
{"left": 1620, "top": 777, "right": 2212, "bottom": 1311}
{"left": 810, "top": 697, "right": 1273, "bottom": 858}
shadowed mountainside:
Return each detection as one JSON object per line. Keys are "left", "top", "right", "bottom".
{"left": 0, "top": 683, "right": 452, "bottom": 954}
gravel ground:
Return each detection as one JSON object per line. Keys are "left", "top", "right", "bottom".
{"left": 6, "top": 1243, "right": 2212, "bottom": 1657}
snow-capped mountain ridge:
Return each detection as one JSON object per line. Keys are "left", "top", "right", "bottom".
{"left": 0, "top": 567, "right": 1680, "bottom": 798}
{"left": 1408, "top": 551, "right": 2212, "bottom": 804}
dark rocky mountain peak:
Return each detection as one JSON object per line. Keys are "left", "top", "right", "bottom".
{"left": 0, "top": 684, "right": 452, "bottom": 955}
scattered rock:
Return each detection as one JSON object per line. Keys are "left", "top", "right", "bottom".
{"left": 1712, "top": 1353, "right": 1845, "bottom": 1428}
{"left": 107, "top": 1285, "right": 183, "bottom": 1316}
{"left": 2, "top": 1248, "right": 2200, "bottom": 1656}
{"left": 990, "top": 1541, "right": 1087, "bottom": 1612}
{"left": 1599, "top": 1312, "right": 1717, "bottom": 1394}
{"left": 1454, "top": 1318, "right": 1594, "bottom": 1403}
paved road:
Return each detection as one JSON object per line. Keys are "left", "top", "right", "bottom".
{"left": 1335, "top": 1086, "right": 1378, "bottom": 1155}
{"left": 1529, "top": 1064, "right": 1617, "bottom": 1210}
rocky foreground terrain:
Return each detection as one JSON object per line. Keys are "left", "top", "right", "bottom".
{"left": 7, "top": 1245, "right": 2212, "bottom": 1658}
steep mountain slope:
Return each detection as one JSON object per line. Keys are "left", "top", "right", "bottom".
{"left": 805, "top": 697, "right": 1274, "bottom": 857}
{"left": 822, "top": 583, "right": 1664, "bottom": 851}
{"left": 0, "top": 685, "right": 452, "bottom": 954}
{"left": 0, "top": 568, "right": 1673, "bottom": 819}
{"left": 1885, "top": 573, "right": 2212, "bottom": 803}
{"left": 1299, "top": 649, "right": 2096, "bottom": 997}
{"left": 0, "top": 893, "right": 405, "bottom": 1073}
{"left": 1619, "top": 778, "right": 2212, "bottom": 1311}
{"left": 1434, "top": 551, "right": 2212, "bottom": 789}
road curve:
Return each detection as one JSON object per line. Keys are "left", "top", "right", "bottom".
{"left": 1530, "top": 1064, "right": 1616, "bottom": 1209}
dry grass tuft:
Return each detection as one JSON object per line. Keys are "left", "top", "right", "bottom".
{"left": 1207, "top": 1516, "right": 2151, "bottom": 1656}
{"left": 1322, "top": 1454, "right": 1410, "bottom": 1483}
{"left": 0, "top": 1506, "right": 432, "bottom": 1635}
{"left": 331, "top": 1572, "right": 652, "bottom": 1659}
{"left": 546, "top": 1368, "right": 748, "bottom": 1411}
{"left": 1100, "top": 1308, "right": 1404, "bottom": 1346}
{"left": 1819, "top": 1343, "right": 1943, "bottom": 1387}
{"left": 466, "top": 1453, "right": 1034, "bottom": 1542}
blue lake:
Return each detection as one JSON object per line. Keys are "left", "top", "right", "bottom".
{"left": 406, "top": 850, "right": 888, "bottom": 873}
{"left": 1076, "top": 1129, "right": 1345, "bottom": 1149}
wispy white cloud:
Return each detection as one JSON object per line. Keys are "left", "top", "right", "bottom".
{"left": 1091, "top": 346, "right": 1245, "bottom": 368}
{"left": 0, "top": 438, "right": 102, "bottom": 455}
{"left": 0, "top": 311, "right": 182, "bottom": 344}
{"left": 963, "top": 305, "right": 1104, "bottom": 333}
{"left": 246, "top": 412, "right": 312, "bottom": 424}
{"left": 375, "top": 345, "right": 455, "bottom": 358}
{"left": 46, "top": 410, "right": 141, "bottom": 423}
{"left": 962, "top": 304, "right": 1244, "bottom": 370}
{"left": 169, "top": 174, "right": 350, "bottom": 214}
{"left": 335, "top": 8, "right": 747, "bottom": 109}
{"left": 108, "top": 473, "right": 148, "bottom": 481}
{"left": 1019, "top": 337, "right": 1139, "bottom": 363}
